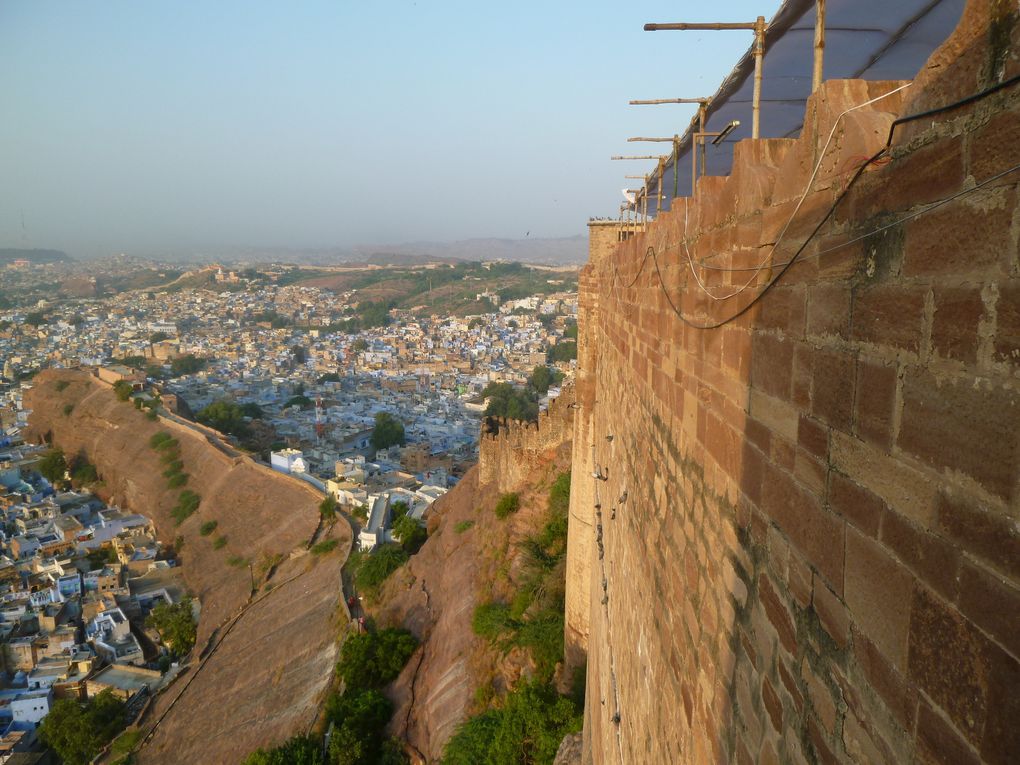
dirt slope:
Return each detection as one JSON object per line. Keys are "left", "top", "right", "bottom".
{"left": 25, "top": 369, "right": 350, "bottom": 763}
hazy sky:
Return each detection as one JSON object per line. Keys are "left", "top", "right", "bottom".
{"left": 0, "top": 1, "right": 776, "bottom": 258}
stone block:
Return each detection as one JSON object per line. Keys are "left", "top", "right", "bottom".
{"left": 931, "top": 285, "right": 985, "bottom": 364}
{"left": 812, "top": 574, "right": 850, "bottom": 650}
{"left": 761, "top": 467, "right": 845, "bottom": 593}
{"left": 828, "top": 470, "right": 885, "bottom": 538}
{"left": 853, "top": 359, "right": 897, "bottom": 452}
{"left": 845, "top": 527, "right": 914, "bottom": 672}
{"left": 880, "top": 508, "right": 961, "bottom": 602}
{"left": 993, "top": 280, "right": 1020, "bottom": 367}
{"left": 810, "top": 346, "right": 857, "bottom": 431}
{"left": 898, "top": 369, "right": 1020, "bottom": 504}
{"left": 806, "top": 284, "right": 851, "bottom": 340}
{"left": 850, "top": 284, "right": 926, "bottom": 354}
{"left": 902, "top": 187, "right": 1015, "bottom": 277}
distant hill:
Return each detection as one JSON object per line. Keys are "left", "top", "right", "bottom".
{"left": 352, "top": 235, "right": 586, "bottom": 265}
{"left": 167, "top": 234, "right": 587, "bottom": 266}
{"left": 0, "top": 248, "right": 72, "bottom": 265}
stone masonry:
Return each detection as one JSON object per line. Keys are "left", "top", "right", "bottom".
{"left": 565, "top": 2, "right": 1020, "bottom": 763}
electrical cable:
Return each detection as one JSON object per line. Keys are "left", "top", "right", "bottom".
{"left": 605, "top": 72, "right": 1020, "bottom": 330}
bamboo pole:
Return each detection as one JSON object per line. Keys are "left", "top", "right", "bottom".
{"left": 657, "top": 157, "right": 664, "bottom": 214}
{"left": 629, "top": 98, "right": 708, "bottom": 105}
{"left": 673, "top": 136, "right": 680, "bottom": 199}
{"left": 644, "top": 22, "right": 757, "bottom": 31}
{"left": 813, "top": 0, "right": 826, "bottom": 92}
{"left": 752, "top": 16, "right": 765, "bottom": 138}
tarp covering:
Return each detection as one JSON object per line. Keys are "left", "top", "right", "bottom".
{"left": 631, "top": 0, "right": 966, "bottom": 215}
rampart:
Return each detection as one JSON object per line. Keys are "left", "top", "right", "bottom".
{"left": 478, "top": 383, "right": 576, "bottom": 492}
{"left": 566, "top": 3, "right": 1020, "bottom": 763}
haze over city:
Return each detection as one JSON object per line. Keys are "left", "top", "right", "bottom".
{"left": 0, "top": 0, "right": 771, "bottom": 259}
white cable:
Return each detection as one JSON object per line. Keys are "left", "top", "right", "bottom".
{"left": 677, "top": 81, "right": 913, "bottom": 300}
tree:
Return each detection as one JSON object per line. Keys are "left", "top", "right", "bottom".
{"left": 355, "top": 544, "right": 408, "bottom": 594}
{"left": 528, "top": 365, "right": 563, "bottom": 395}
{"left": 39, "top": 690, "right": 126, "bottom": 765}
{"left": 547, "top": 341, "right": 577, "bottom": 363}
{"left": 242, "top": 735, "right": 324, "bottom": 765}
{"left": 352, "top": 338, "right": 369, "bottom": 352}
{"left": 291, "top": 344, "right": 307, "bottom": 364}
{"left": 319, "top": 495, "right": 338, "bottom": 522}
{"left": 113, "top": 380, "right": 134, "bottom": 401}
{"left": 146, "top": 597, "right": 197, "bottom": 657}
{"left": 198, "top": 399, "right": 250, "bottom": 438}
{"left": 482, "top": 382, "right": 538, "bottom": 422}
{"left": 371, "top": 412, "right": 406, "bottom": 451}
{"left": 24, "top": 311, "right": 47, "bottom": 327}
{"left": 337, "top": 628, "right": 419, "bottom": 689}
{"left": 325, "top": 689, "right": 394, "bottom": 765}
{"left": 37, "top": 448, "right": 67, "bottom": 484}
{"left": 392, "top": 515, "right": 426, "bottom": 554}
{"left": 240, "top": 402, "right": 263, "bottom": 419}
{"left": 170, "top": 354, "right": 206, "bottom": 376}
{"left": 149, "top": 331, "right": 171, "bottom": 343}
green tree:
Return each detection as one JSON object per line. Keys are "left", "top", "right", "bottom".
{"left": 337, "top": 628, "right": 419, "bottom": 689}
{"left": 37, "top": 448, "right": 67, "bottom": 484}
{"left": 319, "top": 495, "right": 338, "bottom": 521}
{"left": 113, "top": 380, "right": 134, "bottom": 401}
{"left": 547, "top": 341, "right": 577, "bottom": 363}
{"left": 39, "top": 690, "right": 126, "bottom": 765}
{"left": 528, "top": 365, "right": 563, "bottom": 395}
{"left": 170, "top": 354, "right": 207, "bottom": 376}
{"left": 145, "top": 597, "right": 197, "bottom": 657}
{"left": 392, "top": 515, "right": 426, "bottom": 554}
{"left": 291, "top": 344, "right": 307, "bottom": 364}
{"left": 24, "top": 311, "right": 47, "bottom": 327}
{"left": 197, "top": 399, "right": 250, "bottom": 438}
{"left": 482, "top": 382, "right": 539, "bottom": 422}
{"left": 242, "top": 735, "right": 324, "bottom": 765}
{"left": 352, "top": 338, "right": 369, "bottom": 352}
{"left": 371, "top": 412, "right": 406, "bottom": 451}
{"left": 325, "top": 689, "right": 394, "bottom": 765}
{"left": 149, "top": 331, "right": 171, "bottom": 343}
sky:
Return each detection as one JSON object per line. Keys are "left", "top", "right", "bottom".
{"left": 0, "top": 0, "right": 779, "bottom": 258}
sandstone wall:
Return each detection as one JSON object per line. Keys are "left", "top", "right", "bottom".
{"left": 569, "top": 3, "right": 1020, "bottom": 763}
{"left": 478, "top": 385, "right": 576, "bottom": 492}
{"left": 25, "top": 370, "right": 350, "bottom": 764}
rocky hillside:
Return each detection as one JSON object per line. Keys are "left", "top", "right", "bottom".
{"left": 25, "top": 370, "right": 350, "bottom": 764}
{"left": 372, "top": 409, "right": 575, "bottom": 761}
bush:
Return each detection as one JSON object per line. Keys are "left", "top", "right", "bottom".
{"left": 63, "top": 403, "right": 74, "bottom": 416}
{"left": 171, "top": 490, "right": 201, "bottom": 525}
{"left": 162, "top": 461, "right": 184, "bottom": 477}
{"left": 481, "top": 382, "right": 538, "bottom": 422}
{"left": 471, "top": 602, "right": 513, "bottom": 642}
{"left": 212, "top": 536, "right": 227, "bottom": 550}
{"left": 55, "top": 380, "right": 70, "bottom": 392}
{"left": 227, "top": 555, "right": 248, "bottom": 567}
{"left": 149, "top": 432, "right": 172, "bottom": 449}
{"left": 494, "top": 493, "right": 520, "bottom": 520}
{"left": 155, "top": 437, "right": 179, "bottom": 452}
{"left": 167, "top": 472, "right": 188, "bottom": 488}
{"left": 146, "top": 408, "right": 158, "bottom": 420}
{"left": 242, "top": 734, "right": 324, "bottom": 765}
{"left": 199, "top": 520, "right": 218, "bottom": 536}
{"left": 442, "top": 681, "right": 582, "bottom": 765}
{"left": 311, "top": 539, "right": 338, "bottom": 555}
{"left": 355, "top": 544, "right": 408, "bottom": 594}
{"left": 454, "top": 520, "right": 475, "bottom": 534}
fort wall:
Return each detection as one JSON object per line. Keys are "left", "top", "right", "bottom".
{"left": 567, "top": 2, "right": 1020, "bottom": 763}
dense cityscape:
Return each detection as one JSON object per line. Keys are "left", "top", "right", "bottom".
{"left": 0, "top": 255, "right": 578, "bottom": 762}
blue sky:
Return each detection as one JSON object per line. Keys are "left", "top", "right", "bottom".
{"left": 0, "top": 1, "right": 777, "bottom": 257}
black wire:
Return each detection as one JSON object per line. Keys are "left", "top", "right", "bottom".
{"left": 606, "top": 72, "right": 1020, "bottom": 330}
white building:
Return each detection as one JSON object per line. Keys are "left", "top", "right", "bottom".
{"left": 270, "top": 448, "right": 307, "bottom": 475}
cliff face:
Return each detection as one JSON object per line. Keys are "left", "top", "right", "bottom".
{"left": 374, "top": 391, "right": 575, "bottom": 762}
{"left": 25, "top": 370, "right": 351, "bottom": 764}
{"left": 566, "top": 2, "right": 1020, "bottom": 762}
